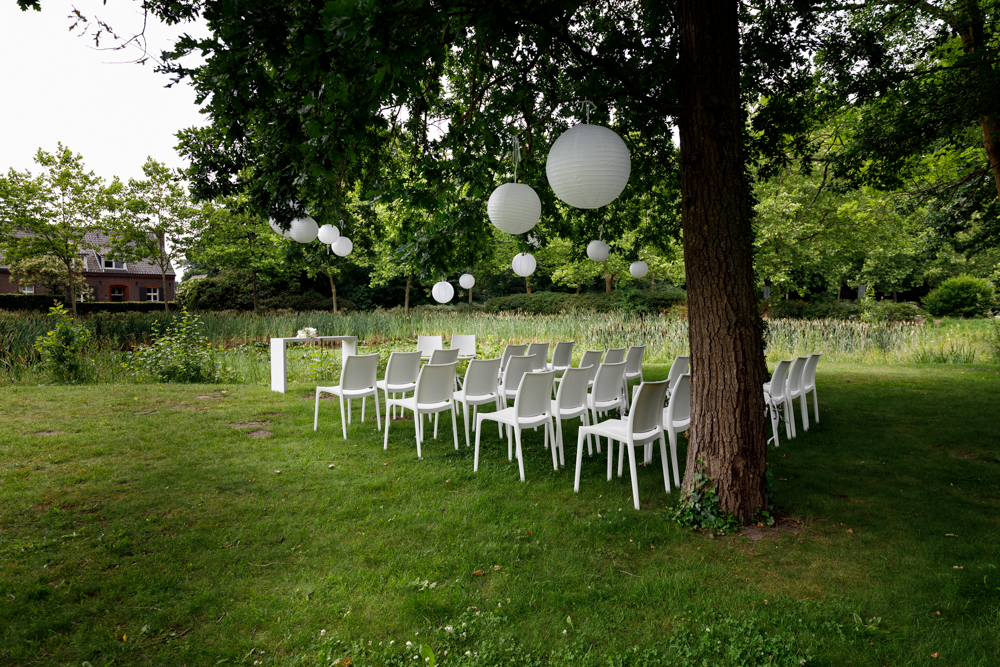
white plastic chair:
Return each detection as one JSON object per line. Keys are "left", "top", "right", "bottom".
{"left": 802, "top": 352, "right": 822, "bottom": 424}
{"left": 377, "top": 351, "right": 421, "bottom": 421}
{"left": 454, "top": 357, "right": 503, "bottom": 448}
{"left": 499, "top": 344, "right": 527, "bottom": 382}
{"left": 588, "top": 361, "right": 627, "bottom": 453}
{"left": 576, "top": 349, "right": 604, "bottom": 389}
{"left": 548, "top": 341, "right": 575, "bottom": 373}
{"left": 764, "top": 358, "right": 793, "bottom": 446}
{"left": 475, "top": 370, "right": 557, "bottom": 481}
{"left": 499, "top": 354, "right": 537, "bottom": 404}
{"left": 574, "top": 379, "right": 672, "bottom": 510}
{"left": 526, "top": 342, "right": 549, "bottom": 371}
{"left": 621, "top": 345, "right": 646, "bottom": 410}
{"left": 666, "top": 355, "right": 690, "bottom": 397}
{"left": 785, "top": 356, "right": 808, "bottom": 435}
{"left": 314, "top": 353, "right": 381, "bottom": 439}
{"left": 428, "top": 348, "right": 460, "bottom": 365}
{"left": 603, "top": 347, "right": 627, "bottom": 365}
{"left": 384, "top": 361, "right": 459, "bottom": 458}
{"left": 550, "top": 366, "right": 594, "bottom": 464}
{"left": 661, "top": 373, "right": 690, "bottom": 488}
{"left": 416, "top": 335, "right": 443, "bottom": 360}
{"left": 450, "top": 334, "right": 477, "bottom": 359}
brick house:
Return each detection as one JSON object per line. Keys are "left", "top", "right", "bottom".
{"left": 0, "top": 230, "right": 175, "bottom": 302}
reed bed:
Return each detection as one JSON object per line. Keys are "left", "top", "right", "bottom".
{"left": 1, "top": 309, "right": 996, "bottom": 385}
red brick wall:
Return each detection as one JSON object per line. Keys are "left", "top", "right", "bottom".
{"left": 0, "top": 270, "right": 174, "bottom": 301}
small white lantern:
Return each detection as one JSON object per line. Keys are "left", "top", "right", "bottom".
{"left": 587, "top": 240, "right": 610, "bottom": 263}
{"left": 546, "top": 124, "right": 631, "bottom": 209}
{"left": 318, "top": 224, "right": 340, "bottom": 244}
{"left": 332, "top": 237, "right": 353, "bottom": 257}
{"left": 288, "top": 216, "right": 319, "bottom": 243}
{"left": 629, "top": 260, "right": 649, "bottom": 279}
{"left": 459, "top": 273, "right": 476, "bottom": 289}
{"left": 432, "top": 281, "right": 455, "bottom": 304}
{"left": 269, "top": 219, "right": 291, "bottom": 237}
{"left": 511, "top": 253, "right": 536, "bottom": 277}
{"left": 487, "top": 183, "right": 541, "bottom": 235}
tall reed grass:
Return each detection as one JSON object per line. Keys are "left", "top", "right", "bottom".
{"left": 1, "top": 309, "right": 996, "bottom": 385}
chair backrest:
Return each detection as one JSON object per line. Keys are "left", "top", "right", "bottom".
{"left": 502, "top": 355, "right": 536, "bottom": 394}
{"left": 415, "top": 361, "right": 457, "bottom": 404}
{"left": 624, "top": 345, "right": 646, "bottom": 375}
{"left": 383, "top": 351, "right": 421, "bottom": 386}
{"left": 551, "top": 341, "right": 575, "bottom": 369}
{"left": 416, "top": 335, "right": 443, "bottom": 356}
{"left": 786, "top": 356, "right": 807, "bottom": 394}
{"left": 462, "top": 358, "right": 501, "bottom": 397}
{"left": 768, "top": 359, "right": 791, "bottom": 401}
{"left": 578, "top": 350, "right": 604, "bottom": 383}
{"left": 667, "top": 355, "right": 690, "bottom": 388}
{"left": 341, "top": 353, "right": 380, "bottom": 391}
{"left": 629, "top": 380, "right": 671, "bottom": 434}
{"left": 500, "top": 344, "right": 527, "bottom": 372}
{"left": 526, "top": 342, "right": 549, "bottom": 370}
{"left": 554, "top": 366, "right": 591, "bottom": 411}
{"left": 604, "top": 347, "right": 627, "bottom": 365}
{"left": 803, "top": 352, "right": 822, "bottom": 390}
{"left": 665, "top": 374, "right": 691, "bottom": 426}
{"left": 429, "top": 348, "right": 461, "bottom": 365}
{"left": 592, "top": 361, "right": 626, "bottom": 403}
{"left": 514, "top": 370, "right": 555, "bottom": 418}
{"left": 450, "top": 334, "right": 477, "bottom": 357}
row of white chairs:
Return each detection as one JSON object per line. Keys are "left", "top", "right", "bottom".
{"left": 764, "top": 353, "right": 822, "bottom": 446}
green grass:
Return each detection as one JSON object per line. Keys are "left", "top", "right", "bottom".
{"left": 1, "top": 363, "right": 999, "bottom": 666}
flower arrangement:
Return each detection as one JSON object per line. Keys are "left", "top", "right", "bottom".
{"left": 296, "top": 327, "right": 318, "bottom": 338}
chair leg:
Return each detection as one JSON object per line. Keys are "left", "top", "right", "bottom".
{"left": 339, "top": 394, "right": 347, "bottom": 439}
{"left": 415, "top": 409, "right": 423, "bottom": 459}
{"left": 474, "top": 413, "right": 485, "bottom": 472}
{"left": 314, "top": 389, "right": 322, "bottom": 431}
{"left": 361, "top": 396, "right": 366, "bottom": 423}
{"left": 373, "top": 392, "right": 381, "bottom": 433}
{"left": 547, "top": 419, "right": 558, "bottom": 470}
{"left": 799, "top": 394, "right": 810, "bottom": 432}
{"left": 514, "top": 428, "right": 526, "bottom": 482}
{"left": 626, "top": 442, "right": 641, "bottom": 510}
{"left": 591, "top": 408, "right": 602, "bottom": 454}
{"left": 433, "top": 412, "right": 439, "bottom": 440}
{"left": 574, "top": 430, "right": 587, "bottom": 492}
{"left": 768, "top": 403, "right": 781, "bottom": 448}
{"left": 555, "top": 419, "right": 564, "bottom": 467}
{"left": 659, "top": 435, "right": 671, "bottom": 493}
{"left": 811, "top": 388, "right": 819, "bottom": 423}
{"left": 347, "top": 399, "right": 352, "bottom": 425}
{"left": 782, "top": 403, "right": 792, "bottom": 440}
{"left": 451, "top": 405, "right": 459, "bottom": 451}
{"left": 496, "top": 398, "right": 504, "bottom": 438}
{"left": 463, "top": 401, "right": 471, "bottom": 448}
{"left": 617, "top": 441, "right": 625, "bottom": 477}
{"left": 383, "top": 402, "right": 392, "bottom": 450}
{"left": 668, "top": 428, "right": 681, "bottom": 488}
{"left": 584, "top": 411, "right": 593, "bottom": 456}
{"left": 507, "top": 424, "right": 514, "bottom": 461}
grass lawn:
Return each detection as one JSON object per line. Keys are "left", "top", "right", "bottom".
{"left": 1, "top": 362, "right": 998, "bottom": 666}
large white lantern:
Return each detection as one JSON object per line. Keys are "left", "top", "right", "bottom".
{"left": 332, "top": 237, "right": 353, "bottom": 257}
{"left": 288, "top": 216, "right": 319, "bottom": 243}
{"left": 487, "top": 183, "right": 541, "bottom": 235}
{"left": 546, "top": 124, "right": 631, "bottom": 209}
{"left": 511, "top": 253, "right": 536, "bottom": 277}
{"left": 587, "top": 240, "right": 610, "bottom": 263}
{"left": 318, "top": 224, "right": 340, "bottom": 244}
{"left": 629, "top": 260, "right": 649, "bottom": 279}
{"left": 459, "top": 273, "right": 476, "bottom": 290}
{"left": 269, "top": 219, "right": 291, "bottom": 237}
{"left": 432, "top": 281, "right": 455, "bottom": 304}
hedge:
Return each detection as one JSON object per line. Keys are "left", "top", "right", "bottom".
{"left": 0, "top": 294, "right": 178, "bottom": 314}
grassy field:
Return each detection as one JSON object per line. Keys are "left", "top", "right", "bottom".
{"left": 1, "top": 361, "right": 999, "bottom": 666}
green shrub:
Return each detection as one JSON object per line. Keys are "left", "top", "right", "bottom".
{"left": 129, "top": 309, "right": 222, "bottom": 383}
{"left": 34, "top": 303, "right": 91, "bottom": 383}
{"left": 766, "top": 297, "right": 862, "bottom": 320}
{"left": 0, "top": 294, "right": 63, "bottom": 312}
{"left": 922, "top": 275, "right": 996, "bottom": 318}
{"left": 860, "top": 300, "right": 925, "bottom": 322}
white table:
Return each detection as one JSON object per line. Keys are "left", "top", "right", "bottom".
{"left": 270, "top": 336, "right": 358, "bottom": 393}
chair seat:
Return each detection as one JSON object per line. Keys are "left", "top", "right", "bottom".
{"left": 391, "top": 396, "right": 452, "bottom": 413}
{"left": 551, "top": 400, "right": 588, "bottom": 419}
{"left": 582, "top": 418, "right": 662, "bottom": 447}
{"left": 318, "top": 384, "right": 376, "bottom": 399}
{"left": 479, "top": 406, "right": 550, "bottom": 429}
{"left": 663, "top": 409, "right": 690, "bottom": 432}
{"left": 455, "top": 389, "right": 498, "bottom": 405}
{"left": 377, "top": 380, "right": 416, "bottom": 393}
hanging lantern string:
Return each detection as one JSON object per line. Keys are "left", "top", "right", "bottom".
{"left": 576, "top": 99, "right": 596, "bottom": 124}
{"left": 511, "top": 135, "right": 521, "bottom": 183}
{"left": 599, "top": 222, "right": 604, "bottom": 241}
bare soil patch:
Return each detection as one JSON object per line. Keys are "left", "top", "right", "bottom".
{"left": 246, "top": 430, "right": 273, "bottom": 438}
{"left": 740, "top": 517, "right": 803, "bottom": 542}
{"left": 32, "top": 430, "right": 62, "bottom": 436}
{"left": 231, "top": 421, "right": 270, "bottom": 430}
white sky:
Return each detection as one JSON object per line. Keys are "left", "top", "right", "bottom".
{"left": 0, "top": 1, "right": 209, "bottom": 184}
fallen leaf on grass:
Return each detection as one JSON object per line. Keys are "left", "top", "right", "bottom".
{"left": 953, "top": 566, "right": 964, "bottom": 569}
{"left": 945, "top": 533, "right": 958, "bottom": 537}
{"left": 846, "top": 528, "right": 854, "bottom": 534}
{"left": 472, "top": 570, "right": 484, "bottom": 576}
{"left": 383, "top": 461, "right": 392, "bottom": 466}
{"left": 492, "top": 565, "right": 502, "bottom": 571}
{"left": 931, "top": 653, "right": 939, "bottom": 658}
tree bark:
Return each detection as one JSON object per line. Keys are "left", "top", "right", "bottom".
{"left": 65, "top": 258, "right": 77, "bottom": 316}
{"left": 526, "top": 277, "right": 531, "bottom": 293}
{"left": 158, "top": 232, "right": 169, "bottom": 313}
{"left": 405, "top": 273, "right": 412, "bottom": 315}
{"left": 603, "top": 265, "right": 614, "bottom": 293}
{"left": 981, "top": 114, "right": 1000, "bottom": 201}
{"left": 468, "top": 287, "right": 473, "bottom": 304}
{"left": 677, "top": 0, "right": 768, "bottom": 522}
{"left": 651, "top": 274, "right": 656, "bottom": 292}
{"left": 328, "top": 273, "right": 338, "bottom": 314}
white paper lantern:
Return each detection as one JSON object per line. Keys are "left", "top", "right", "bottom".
{"left": 432, "top": 281, "right": 455, "bottom": 304}
{"left": 546, "top": 124, "right": 631, "bottom": 209}
{"left": 269, "top": 219, "right": 291, "bottom": 237}
{"left": 318, "top": 224, "right": 340, "bottom": 244}
{"left": 487, "top": 183, "right": 541, "bottom": 235}
{"left": 587, "top": 240, "right": 610, "bottom": 263}
{"left": 511, "top": 253, "right": 536, "bottom": 277}
{"left": 629, "top": 260, "right": 649, "bottom": 279}
{"left": 459, "top": 273, "right": 476, "bottom": 290}
{"left": 288, "top": 216, "right": 319, "bottom": 243}
{"left": 332, "top": 237, "right": 353, "bottom": 257}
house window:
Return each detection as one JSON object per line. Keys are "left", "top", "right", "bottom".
{"left": 145, "top": 287, "right": 160, "bottom": 302}
{"left": 110, "top": 285, "right": 127, "bottom": 302}
{"left": 103, "top": 258, "right": 126, "bottom": 269}
{"left": 18, "top": 285, "right": 35, "bottom": 295}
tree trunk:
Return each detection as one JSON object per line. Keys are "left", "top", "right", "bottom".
{"left": 468, "top": 287, "right": 473, "bottom": 304}
{"left": 981, "top": 114, "right": 1000, "bottom": 201}
{"left": 405, "top": 273, "right": 412, "bottom": 315}
{"left": 892, "top": 289, "right": 898, "bottom": 302}
{"left": 604, "top": 266, "right": 613, "bottom": 293}
{"left": 526, "top": 277, "right": 531, "bottom": 293}
{"left": 65, "top": 259, "right": 77, "bottom": 316}
{"left": 161, "top": 267, "right": 170, "bottom": 313}
{"left": 651, "top": 274, "right": 656, "bottom": 292}
{"left": 677, "top": 0, "right": 767, "bottom": 522}
{"left": 158, "top": 232, "right": 169, "bottom": 313}
{"left": 328, "top": 273, "right": 338, "bottom": 314}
